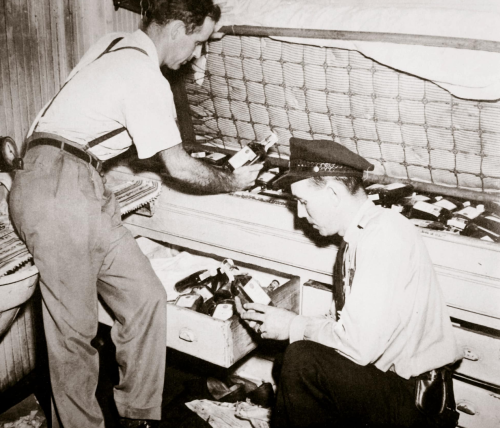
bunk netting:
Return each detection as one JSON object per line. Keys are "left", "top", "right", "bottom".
{"left": 184, "top": 35, "right": 500, "bottom": 193}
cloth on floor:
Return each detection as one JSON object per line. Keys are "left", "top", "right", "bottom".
{"left": 185, "top": 400, "right": 270, "bottom": 428}
{"left": 1, "top": 410, "right": 44, "bottom": 428}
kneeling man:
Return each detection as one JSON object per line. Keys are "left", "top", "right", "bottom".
{"left": 237, "top": 138, "right": 463, "bottom": 428}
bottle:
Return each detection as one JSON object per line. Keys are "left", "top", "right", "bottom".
{"left": 404, "top": 200, "right": 452, "bottom": 224}
{"left": 175, "top": 268, "right": 216, "bottom": 293}
{"left": 199, "top": 298, "right": 217, "bottom": 316}
{"left": 366, "top": 184, "right": 386, "bottom": 205}
{"left": 464, "top": 211, "right": 500, "bottom": 242}
{"left": 366, "top": 183, "right": 413, "bottom": 207}
{"left": 174, "top": 293, "right": 204, "bottom": 312}
{"left": 256, "top": 170, "right": 279, "bottom": 188}
{"left": 191, "top": 285, "right": 214, "bottom": 302}
{"left": 212, "top": 300, "right": 235, "bottom": 321}
{"left": 211, "top": 259, "right": 238, "bottom": 293}
{"left": 203, "top": 151, "right": 228, "bottom": 166}
{"left": 226, "top": 133, "right": 278, "bottom": 171}
{"left": 462, "top": 222, "right": 499, "bottom": 242}
{"left": 231, "top": 275, "right": 254, "bottom": 306}
{"left": 213, "top": 281, "right": 233, "bottom": 302}
{"left": 231, "top": 275, "right": 273, "bottom": 306}
{"left": 454, "top": 204, "right": 484, "bottom": 221}
{"left": 431, "top": 196, "right": 464, "bottom": 212}
{"left": 484, "top": 201, "right": 500, "bottom": 217}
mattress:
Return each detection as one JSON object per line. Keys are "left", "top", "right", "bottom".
{"left": 213, "top": 0, "right": 500, "bottom": 100}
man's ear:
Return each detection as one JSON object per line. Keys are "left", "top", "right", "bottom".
{"left": 170, "top": 20, "right": 186, "bottom": 40}
{"left": 325, "top": 180, "right": 342, "bottom": 207}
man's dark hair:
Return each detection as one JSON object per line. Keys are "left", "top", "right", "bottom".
{"left": 143, "top": 0, "right": 221, "bottom": 34}
{"left": 310, "top": 175, "right": 367, "bottom": 195}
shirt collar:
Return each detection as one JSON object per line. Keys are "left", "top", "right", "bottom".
{"left": 130, "top": 29, "right": 160, "bottom": 67}
{"left": 343, "top": 198, "right": 376, "bottom": 244}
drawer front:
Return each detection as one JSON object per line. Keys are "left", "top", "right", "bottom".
{"left": 454, "top": 379, "right": 500, "bottom": 428}
{"left": 453, "top": 326, "right": 500, "bottom": 387}
{"left": 167, "top": 303, "right": 246, "bottom": 368}
{"left": 167, "top": 276, "right": 300, "bottom": 368}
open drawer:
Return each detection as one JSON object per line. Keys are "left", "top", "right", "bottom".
{"left": 98, "top": 236, "right": 300, "bottom": 368}
{"left": 167, "top": 274, "right": 299, "bottom": 368}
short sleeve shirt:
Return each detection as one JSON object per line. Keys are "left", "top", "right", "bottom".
{"left": 30, "top": 30, "right": 181, "bottom": 161}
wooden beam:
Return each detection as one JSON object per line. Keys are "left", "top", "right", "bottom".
{"left": 219, "top": 25, "right": 500, "bottom": 54}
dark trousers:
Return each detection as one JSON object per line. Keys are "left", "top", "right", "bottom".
{"left": 10, "top": 145, "right": 167, "bottom": 427}
{"left": 273, "top": 341, "right": 433, "bottom": 428}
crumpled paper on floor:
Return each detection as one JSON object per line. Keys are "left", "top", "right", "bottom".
{"left": 185, "top": 399, "right": 270, "bottom": 428}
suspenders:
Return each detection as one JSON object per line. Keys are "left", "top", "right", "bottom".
{"left": 35, "top": 37, "right": 148, "bottom": 151}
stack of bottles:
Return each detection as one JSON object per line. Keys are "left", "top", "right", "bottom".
{"left": 365, "top": 183, "right": 500, "bottom": 242}
{"left": 189, "top": 133, "right": 278, "bottom": 170}
{"left": 188, "top": 140, "right": 500, "bottom": 243}
{"left": 173, "top": 258, "right": 280, "bottom": 321}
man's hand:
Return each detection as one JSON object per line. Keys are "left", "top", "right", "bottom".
{"left": 230, "top": 163, "right": 264, "bottom": 191}
{"left": 235, "top": 297, "right": 297, "bottom": 341}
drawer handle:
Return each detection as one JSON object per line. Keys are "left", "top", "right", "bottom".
{"left": 179, "top": 328, "right": 197, "bottom": 343}
{"left": 457, "top": 401, "right": 476, "bottom": 416}
{"left": 463, "top": 347, "right": 480, "bottom": 362}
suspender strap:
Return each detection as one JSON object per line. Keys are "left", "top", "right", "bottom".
{"left": 107, "top": 46, "right": 148, "bottom": 56}
{"left": 83, "top": 127, "right": 128, "bottom": 150}
{"left": 38, "top": 38, "right": 125, "bottom": 121}
{"left": 35, "top": 37, "right": 148, "bottom": 149}
{"left": 96, "top": 37, "right": 125, "bottom": 60}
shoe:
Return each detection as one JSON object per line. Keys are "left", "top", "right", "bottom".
{"left": 247, "top": 382, "right": 275, "bottom": 408}
{"left": 119, "top": 417, "right": 160, "bottom": 428}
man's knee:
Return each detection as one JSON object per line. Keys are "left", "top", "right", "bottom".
{"left": 281, "top": 341, "right": 324, "bottom": 379}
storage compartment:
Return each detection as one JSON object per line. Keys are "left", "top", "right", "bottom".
{"left": 454, "top": 378, "right": 500, "bottom": 428}
{"left": 162, "top": 242, "right": 299, "bottom": 367}
{"left": 167, "top": 275, "right": 298, "bottom": 368}
{"left": 453, "top": 324, "right": 500, "bottom": 387}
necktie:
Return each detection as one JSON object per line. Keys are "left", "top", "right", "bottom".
{"left": 333, "top": 238, "right": 347, "bottom": 318}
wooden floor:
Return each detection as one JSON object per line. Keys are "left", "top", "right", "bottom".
{"left": 0, "top": 323, "right": 219, "bottom": 427}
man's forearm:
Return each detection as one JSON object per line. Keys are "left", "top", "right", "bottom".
{"left": 158, "top": 144, "right": 257, "bottom": 193}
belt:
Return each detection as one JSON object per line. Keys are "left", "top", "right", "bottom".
{"left": 27, "top": 138, "right": 103, "bottom": 174}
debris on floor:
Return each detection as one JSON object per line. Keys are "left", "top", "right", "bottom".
{"left": 185, "top": 399, "right": 270, "bottom": 428}
{"left": 1, "top": 410, "right": 44, "bottom": 428}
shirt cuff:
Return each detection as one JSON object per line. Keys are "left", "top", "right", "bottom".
{"left": 289, "top": 315, "right": 309, "bottom": 343}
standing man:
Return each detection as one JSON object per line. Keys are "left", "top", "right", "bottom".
{"left": 237, "top": 138, "right": 462, "bottom": 427}
{"left": 10, "top": 1, "right": 262, "bottom": 427}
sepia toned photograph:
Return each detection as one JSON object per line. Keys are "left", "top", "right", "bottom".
{"left": 0, "top": 1, "right": 499, "bottom": 427}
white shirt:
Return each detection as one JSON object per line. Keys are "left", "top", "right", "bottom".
{"left": 290, "top": 199, "right": 463, "bottom": 379}
{"left": 29, "top": 30, "right": 181, "bottom": 161}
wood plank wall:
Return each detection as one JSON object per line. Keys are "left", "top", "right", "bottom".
{"left": 0, "top": 0, "right": 140, "bottom": 149}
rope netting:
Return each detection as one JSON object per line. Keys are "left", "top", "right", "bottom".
{"left": 184, "top": 35, "right": 500, "bottom": 193}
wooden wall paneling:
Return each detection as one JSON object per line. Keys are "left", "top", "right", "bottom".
{"left": 49, "top": 0, "right": 66, "bottom": 96}
{"left": 13, "top": 0, "right": 31, "bottom": 142}
{"left": 38, "top": 0, "right": 54, "bottom": 114}
{"left": 26, "top": 0, "right": 42, "bottom": 122}
{"left": 0, "top": 0, "right": 14, "bottom": 141}
{"left": 0, "top": 0, "right": 140, "bottom": 150}
{"left": 3, "top": 0, "right": 24, "bottom": 144}
{"left": 64, "top": 0, "right": 77, "bottom": 72}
